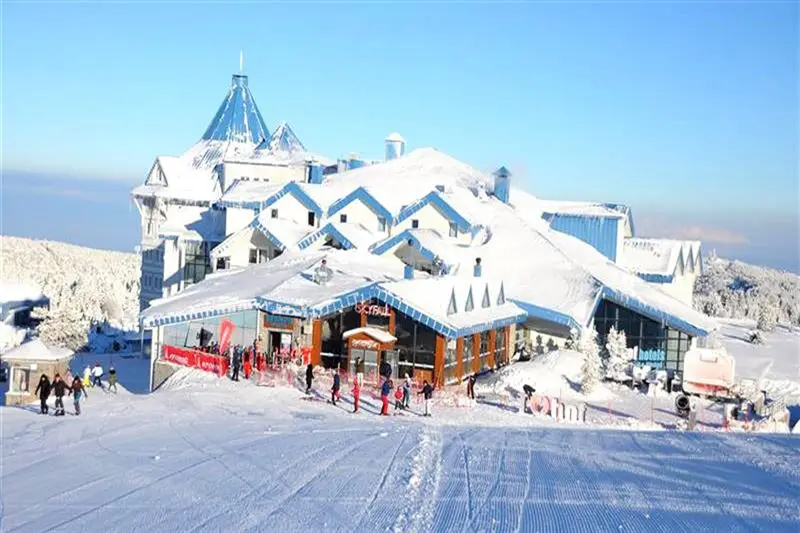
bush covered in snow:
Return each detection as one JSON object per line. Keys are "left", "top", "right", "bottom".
{"left": 694, "top": 255, "right": 800, "bottom": 327}
{"left": 604, "top": 326, "right": 633, "bottom": 381}
{"left": 578, "top": 328, "right": 603, "bottom": 393}
{"left": 1, "top": 235, "right": 140, "bottom": 350}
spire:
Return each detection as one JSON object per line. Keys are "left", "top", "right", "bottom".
{"left": 239, "top": 51, "right": 243, "bottom": 74}
{"left": 258, "top": 121, "right": 306, "bottom": 153}
{"left": 200, "top": 73, "right": 269, "bottom": 145}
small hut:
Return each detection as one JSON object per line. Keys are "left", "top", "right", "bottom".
{"left": 1, "top": 339, "right": 73, "bottom": 406}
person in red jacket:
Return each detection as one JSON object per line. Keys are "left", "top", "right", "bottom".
{"left": 394, "top": 385, "right": 404, "bottom": 412}
{"left": 243, "top": 349, "right": 252, "bottom": 380}
{"left": 380, "top": 378, "right": 392, "bottom": 416}
{"left": 352, "top": 377, "right": 361, "bottom": 413}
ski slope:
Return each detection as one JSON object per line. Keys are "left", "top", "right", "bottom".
{"left": 1, "top": 354, "right": 798, "bottom": 532}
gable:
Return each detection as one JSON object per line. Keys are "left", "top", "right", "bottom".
{"left": 497, "top": 282, "right": 506, "bottom": 305}
{"left": 327, "top": 187, "right": 392, "bottom": 221}
{"left": 465, "top": 287, "right": 474, "bottom": 312}
{"left": 482, "top": 285, "right": 491, "bottom": 308}
{"left": 396, "top": 191, "right": 471, "bottom": 232}
{"left": 144, "top": 160, "right": 168, "bottom": 187}
{"left": 447, "top": 289, "right": 458, "bottom": 315}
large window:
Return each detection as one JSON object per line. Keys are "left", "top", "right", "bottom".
{"left": 444, "top": 339, "right": 458, "bottom": 384}
{"left": 162, "top": 311, "right": 259, "bottom": 353}
{"left": 395, "top": 310, "right": 436, "bottom": 377}
{"left": 184, "top": 242, "right": 217, "bottom": 286}
{"left": 494, "top": 328, "right": 505, "bottom": 364}
{"left": 593, "top": 299, "right": 692, "bottom": 371}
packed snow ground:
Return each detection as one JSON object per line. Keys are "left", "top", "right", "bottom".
{"left": 1, "top": 351, "right": 799, "bottom": 532}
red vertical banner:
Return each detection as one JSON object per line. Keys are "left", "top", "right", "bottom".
{"left": 218, "top": 318, "right": 235, "bottom": 355}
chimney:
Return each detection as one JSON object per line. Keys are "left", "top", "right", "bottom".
{"left": 306, "top": 161, "right": 323, "bottom": 184}
{"left": 404, "top": 238, "right": 415, "bottom": 279}
{"left": 473, "top": 257, "right": 482, "bottom": 278}
{"left": 385, "top": 133, "right": 406, "bottom": 161}
{"left": 492, "top": 166, "right": 511, "bottom": 204}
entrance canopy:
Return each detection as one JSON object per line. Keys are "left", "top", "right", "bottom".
{"left": 343, "top": 327, "right": 397, "bottom": 344}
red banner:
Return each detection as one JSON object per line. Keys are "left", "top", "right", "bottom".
{"left": 162, "top": 345, "right": 229, "bottom": 377}
{"left": 218, "top": 318, "right": 235, "bottom": 356}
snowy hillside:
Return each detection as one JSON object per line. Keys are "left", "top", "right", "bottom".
{"left": 0, "top": 235, "right": 140, "bottom": 350}
{"left": 694, "top": 254, "right": 800, "bottom": 327}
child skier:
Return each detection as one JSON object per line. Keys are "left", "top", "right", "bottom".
{"left": 419, "top": 380, "right": 433, "bottom": 417}
{"left": 352, "top": 376, "right": 360, "bottom": 414}
{"left": 70, "top": 376, "right": 88, "bottom": 415}
{"left": 52, "top": 374, "right": 68, "bottom": 416}
{"left": 402, "top": 374, "right": 412, "bottom": 409}
{"left": 394, "top": 385, "right": 404, "bottom": 412}
{"left": 82, "top": 365, "right": 91, "bottom": 387}
{"left": 380, "top": 378, "right": 393, "bottom": 416}
{"left": 108, "top": 366, "right": 118, "bottom": 394}
{"left": 34, "top": 374, "right": 51, "bottom": 414}
{"left": 331, "top": 371, "right": 341, "bottom": 405}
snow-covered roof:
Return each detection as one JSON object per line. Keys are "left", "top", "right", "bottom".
{"left": 342, "top": 327, "right": 397, "bottom": 343}
{"left": 258, "top": 121, "right": 305, "bottom": 153}
{"left": 621, "top": 238, "right": 702, "bottom": 278}
{"left": 298, "top": 222, "right": 377, "bottom": 251}
{"left": 539, "top": 200, "right": 628, "bottom": 219}
{"left": 252, "top": 216, "right": 313, "bottom": 251}
{"left": 385, "top": 132, "right": 406, "bottom": 143}
{"left": 218, "top": 181, "right": 282, "bottom": 208}
{"left": 200, "top": 74, "right": 269, "bottom": 146}
{"left": 1, "top": 338, "right": 72, "bottom": 362}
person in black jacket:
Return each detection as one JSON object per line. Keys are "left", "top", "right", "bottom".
{"left": 34, "top": 374, "right": 51, "bottom": 414}
{"left": 419, "top": 381, "right": 434, "bottom": 417}
{"left": 305, "top": 364, "right": 314, "bottom": 394}
{"left": 466, "top": 375, "right": 476, "bottom": 402}
{"left": 51, "top": 374, "right": 68, "bottom": 416}
{"left": 231, "top": 347, "right": 242, "bottom": 382}
{"left": 331, "top": 371, "right": 341, "bottom": 405}
{"left": 522, "top": 384, "right": 536, "bottom": 413}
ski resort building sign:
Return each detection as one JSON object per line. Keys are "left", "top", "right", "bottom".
{"left": 355, "top": 301, "right": 391, "bottom": 317}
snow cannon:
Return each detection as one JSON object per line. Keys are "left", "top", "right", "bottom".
{"left": 675, "top": 394, "right": 691, "bottom": 418}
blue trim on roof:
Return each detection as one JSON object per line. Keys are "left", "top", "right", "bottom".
{"left": 370, "top": 230, "right": 454, "bottom": 274}
{"left": 545, "top": 214, "right": 620, "bottom": 261}
{"left": 510, "top": 299, "right": 581, "bottom": 331}
{"left": 264, "top": 182, "right": 323, "bottom": 216}
{"left": 201, "top": 74, "right": 269, "bottom": 144}
{"left": 297, "top": 222, "right": 356, "bottom": 250}
{"left": 326, "top": 187, "right": 393, "bottom": 221}
{"left": 250, "top": 219, "right": 291, "bottom": 251}
{"left": 141, "top": 300, "right": 259, "bottom": 328}
{"left": 395, "top": 191, "right": 472, "bottom": 232}
{"left": 637, "top": 273, "right": 674, "bottom": 284}
{"left": 598, "top": 287, "right": 710, "bottom": 337}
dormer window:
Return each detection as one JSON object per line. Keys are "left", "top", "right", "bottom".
{"left": 449, "top": 222, "right": 458, "bottom": 238}
{"left": 378, "top": 217, "right": 387, "bottom": 231}
{"left": 465, "top": 288, "right": 474, "bottom": 312}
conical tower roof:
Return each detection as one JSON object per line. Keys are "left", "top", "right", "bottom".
{"left": 257, "top": 121, "right": 306, "bottom": 153}
{"left": 201, "top": 74, "right": 269, "bottom": 144}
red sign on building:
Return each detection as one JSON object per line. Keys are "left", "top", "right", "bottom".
{"left": 162, "top": 345, "right": 229, "bottom": 377}
{"left": 355, "top": 301, "right": 391, "bottom": 317}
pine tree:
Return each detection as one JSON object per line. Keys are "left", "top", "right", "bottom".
{"left": 604, "top": 326, "right": 632, "bottom": 381}
{"left": 756, "top": 298, "right": 778, "bottom": 332}
{"left": 579, "top": 327, "right": 603, "bottom": 393}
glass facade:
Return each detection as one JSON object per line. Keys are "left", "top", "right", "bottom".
{"left": 395, "top": 310, "right": 436, "bottom": 377}
{"left": 162, "top": 310, "right": 259, "bottom": 353}
{"left": 183, "top": 242, "right": 218, "bottom": 286}
{"left": 593, "top": 299, "right": 692, "bottom": 371}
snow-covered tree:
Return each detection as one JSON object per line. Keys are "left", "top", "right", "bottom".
{"left": 579, "top": 327, "right": 602, "bottom": 393}
{"left": 756, "top": 298, "right": 778, "bottom": 332}
{"left": 604, "top": 326, "right": 632, "bottom": 380}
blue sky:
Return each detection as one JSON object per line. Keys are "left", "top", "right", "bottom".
{"left": 2, "top": 2, "right": 798, "bottom": 271}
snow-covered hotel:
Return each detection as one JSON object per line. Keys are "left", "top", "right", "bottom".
{"left": 134, "top": 72, "right": 715, "bottom": 386}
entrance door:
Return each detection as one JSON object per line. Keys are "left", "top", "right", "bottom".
{"left": 351, "top": 348, "right": 379, "bottom": 384}
{"left": 381, "top": 349, "right": 399, "bottom": 379}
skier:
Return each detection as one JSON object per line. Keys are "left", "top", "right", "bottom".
{"left": 107, "top": 366, "right": 118, "bottom": 394}
{"left": 402, "top": 374, "right": 412, "bottom": 409}
{"left": 522, "top": 384, "right": 536, "bottom": 413}
{"left": 52, "top": 373, "right": 68, "bottom": 416}
{"left": 394, "top": 384, "right": 404, "bottom": 412}
{"left": 34, "top": 374, "right": 51, "bottom": 414}
{"left": 331, "top": 371, "right": 341, "bottom": 405}
{"left": 419, "top": 380, "right": 433, "bottom": 417}
{"left": 82, "top": 365, "right": 91, "bottom": 387}
{"left": 305, "top": 363, "right": 314, "bottom": 394}
{"left": 70, "top": 375, "right": 88, "bottom": 415}
{"left": 231, "top": 347, "right": 242, "bottom": 382}
{"left": 466, "top": 375, "right": 476, "bottom": 403}
{"left": 380, "top": 378, "right": 393, "bottom": 416}
{"left": 352, "top": 376, "right": 361, "bottom": 414}
{"left": 243, "top": 349, "right": 252, "bottom": 380}
{"left": 91, "top": 362, "right": 104, "bottom": 389}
